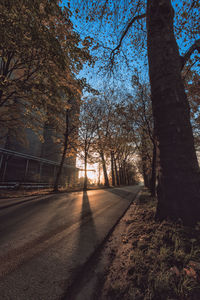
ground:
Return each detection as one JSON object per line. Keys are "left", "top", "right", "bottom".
{"left": 74, "top": 188, "right": 200, "bottom": 300}
{"left": 0, "top": 185, "right": 108, "bottom": 199}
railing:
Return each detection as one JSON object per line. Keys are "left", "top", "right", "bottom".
{"left": 0, "top": 147, "right": 79, "bottom": 186}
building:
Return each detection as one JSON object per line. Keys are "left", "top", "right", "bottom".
{"left": 0, "top": 97, "right": 79, "bottom": 188}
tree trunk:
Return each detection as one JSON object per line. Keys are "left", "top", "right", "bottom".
{"left": 122, "top": 165, "right": 126, "bottom": 185}
{"left": 98, "top": 161, "right": 101, "bottom": 185}
{"left": 114, "top": 158, "right": 120, "bottom": 186}
{"left": 141, "top": 131, "right": 151, "bottom": 188}
{"left": 53, "top": 141, "right": 68, "bottom": 192}
{"left": 83, "top": 154, "right": 88, "bottom": 190}
{"left": 100, "top": 150, "right": 109, "bottom": 187}
{"left": 110, "top": 151, "right": 115, "bottom": 186}
{"left": 147, "top": 0, "right": 200, "bottom": 225}
{"left": 53, "top": 109, "right": 69, "bottom": 192}
{"left": 150, "top": 139, "right": 157, "bottom": 197}
{"left": 118, "top": 161, "right": 123, "bottom": 185}
{"left": 141, "top": 155, "right": 150, "bottom": 188}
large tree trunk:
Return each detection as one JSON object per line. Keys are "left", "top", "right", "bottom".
{"left": 150, "top": 139, "right": 157, "bottom": 197}
{"left": 147, "top": 0, "right": 200, "bottom": 225}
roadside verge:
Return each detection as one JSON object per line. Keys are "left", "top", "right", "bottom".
{"left": 73, "top": 188, "right": 200, "bottom": 300}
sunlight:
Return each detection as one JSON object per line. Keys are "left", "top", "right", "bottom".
{"left": 76, "top": 157, "right": 101, "bottom": 184}
{"left": 78, "top": 169, "right": 97, "bottom": 182}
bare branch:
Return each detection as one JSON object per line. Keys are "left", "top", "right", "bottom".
{"left": 110, "top": 13, "right": 146, "bottom": 63}
{"left": 181, "top": 39, "right": 200, "bottom": 70}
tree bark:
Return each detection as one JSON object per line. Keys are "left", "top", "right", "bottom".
{"left": 150, "top": 139, "right": 157, "bottom": 197}
{"left": 147, "top": 0, "right": 200, "bottom": 225}
{"left": 114, "top": 158, "right": 120, "bottom": 186}
{"left": 110, "top": 151, "right": 115, "bottom": 186}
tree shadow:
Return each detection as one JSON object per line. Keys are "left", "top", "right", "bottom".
{"left": 76, "top": 190, "right": 98, "bottom": 250}
{"left": 105, "top": 187, "right": 133, "bottom": 199}
{"left": 61, "top": 191, "right": 98, "bottom": 299}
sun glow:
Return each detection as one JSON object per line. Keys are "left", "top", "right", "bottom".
{"left": 76, "top": 157, "right": 101, "bottom": 184}
{"left": 78, "top": 169, "right": 97, "bottom": 182}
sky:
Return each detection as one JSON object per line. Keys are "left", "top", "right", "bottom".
{"left": 59, "top": 0, "right": 200, "bottom": 177}
{"left": 61, "top": 0, "right": 200, "bottom": 95}
{"left": 62, "top": 0, "right": 148, "bottom": 94}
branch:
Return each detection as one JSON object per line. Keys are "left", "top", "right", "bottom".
{"left": 181, "top": 39, "right": 200, "bottom": 70}
{"left": 110, "top": 13, "right": 146, "bottom": 62}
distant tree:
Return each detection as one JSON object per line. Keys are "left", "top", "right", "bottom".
{"left": 78, "top": 99, "right": 97, "bottom": 190}
{"left": 130, "top": 73, "right": 158, "bottom": 196}
{"left": 91, "top": 91, "right": 137, "bottom": 187}
{"left": 91, "top": 96, "right": 112, "bottom": 187}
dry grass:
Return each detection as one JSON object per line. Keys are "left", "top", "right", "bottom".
{"left": 100, "top": 190, "right": 200, "bottom": 300}
{"left": 0, "top": 185, "right": 109, "bottom": 199}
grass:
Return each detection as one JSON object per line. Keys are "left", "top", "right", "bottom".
{"left": 104, "top": 190, "right": 200, "bottom": 300}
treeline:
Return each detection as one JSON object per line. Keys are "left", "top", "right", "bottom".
{"left": 78, "top": 66, "right": 200, "bottom": 196}
{"left": 79, "top": 91, "right": 137, "bottom": 189}
{"left": 78, "top": 78, "right": 152, "bottom": 189}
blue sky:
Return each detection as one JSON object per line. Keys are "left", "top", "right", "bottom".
{"left": 61, "top": 0, "right": 200, "bottom": 94}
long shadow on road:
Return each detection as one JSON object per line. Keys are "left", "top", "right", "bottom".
{"left": 62, "top": 190, "right": 98, "bottom": 299}
{"left": 75, "top": 190, "right": 98, "bottom": 260}
{"left": 105, "top": 185, "right": 140, "bottom": 200}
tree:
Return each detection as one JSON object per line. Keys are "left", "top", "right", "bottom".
{"left": 111, "top": 101, "right": 137, "bottom": 186}
{"left": 91, "top": 95, "right": 112, "bottom": 187}
{"left": 146, "top": 0, "right": 200, "bottom": 225}
{"left": 53, "top": 88, "right": 81, "bottom": 191}
{"left": 0, "top": 0, "right": 91, "bottom": 142}
{"left": 73, "top": 0, "right": 200, "bottom": 225}
{"left": 130, "top": 73, "right": 158, "bottom": 196}
{"left": 89, "top": 91, "right": 138, "bottom": 187}
{"left": 78, "top": 98, "right": 97, "bottom": 190}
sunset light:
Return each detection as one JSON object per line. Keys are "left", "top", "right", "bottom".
{"left": 76, "top": 158, "right": 101, "bottom": 184}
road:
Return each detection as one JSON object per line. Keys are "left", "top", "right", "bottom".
{"left": 0, "top": 185, "right": 141, "bottom": 300}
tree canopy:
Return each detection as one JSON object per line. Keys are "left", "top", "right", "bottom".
{"left": 0, "top": 0, "right": 91, "bottom": 141}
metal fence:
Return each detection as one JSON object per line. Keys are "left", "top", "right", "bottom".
{"left": 0, "top": 147, "right": 78, "bottom": 188}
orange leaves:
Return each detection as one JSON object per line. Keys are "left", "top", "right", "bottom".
{"left": 170, "top": 266, "right": 180, "bottom": 276}
{"left": 170, "top": 260, "right": 200, "bottom": 282}
{"left": 0, "top": 0, "right": 92, "bottom": 146}
{"left": 184, "top": 266, "right": 197, "bottom": 279}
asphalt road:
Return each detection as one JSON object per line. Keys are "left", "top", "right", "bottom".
{"left": 0, "top": 185, "right": 141, "bottom": 300}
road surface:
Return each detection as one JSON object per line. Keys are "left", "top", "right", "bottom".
{"left": 0, "top": 185, "right": 141, "bottom": 299}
